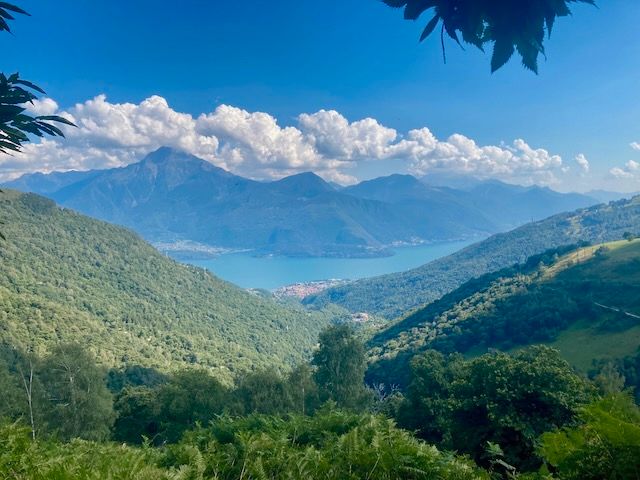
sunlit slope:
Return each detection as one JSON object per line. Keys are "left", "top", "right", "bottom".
{"left": 308, "top": 196, "right": 640, "bottom": 319}
{"left": 0, "top": 190, "right": 329, "bottom": 382}
{"left": 367, "top": 239, "right": 640, "bottom": 385}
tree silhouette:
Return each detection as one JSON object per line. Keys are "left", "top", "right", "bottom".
{"left": 383, "top": 0, "right": 596, "bottom": 73}
{"left": 0, "top": 3, "right": 74, "bottom": 155}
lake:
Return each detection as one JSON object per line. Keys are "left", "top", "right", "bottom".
{"left": 186, "top": 240, "right": 474, "bottom": 290}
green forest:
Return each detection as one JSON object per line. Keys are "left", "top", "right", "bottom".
{"left": 0, "top": 190, "right": 335, "bottom": 382}
{"left": 2, "top": 323, "right": 640, "bottom": 479}
{"left": 367, "top": 239, "right": 640, "bottom": 387}
{"left": 308, "top": 196, "right": 640, "bottom": 319}
{"left": 2, "top": 0, "right": 640, "bottom": 478}
{"left": 1, "top": 190, "right": 640, "bottom": 478}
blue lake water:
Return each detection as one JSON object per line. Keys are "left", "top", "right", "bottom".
{"left": 186, "top": 240, "right": 475, "bottom": 290}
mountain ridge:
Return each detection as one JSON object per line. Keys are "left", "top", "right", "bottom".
{"left": 306, "top": 196, "right": 640, "bottom": 319}
{"left": 4, "top": 147, "right": 598, "bottom": 258}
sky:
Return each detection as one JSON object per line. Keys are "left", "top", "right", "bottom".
{"left": 2, "top": 0, "right": 640, "bottom": 192}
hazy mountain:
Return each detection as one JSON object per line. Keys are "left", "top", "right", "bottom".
{"left": 306, "top": 196, "right": 640, "bottom": 318}
{"left": 4, "top": 147, "right": 598, "bottom": 257}
{"left": 0, "top": 189, "right": 332, "bottom": 382}
{"left": 419, "top": 173, "right": 597, "bottom": 229}
{"left": 346, "top": 174, "right": 596, "bottom": 231}
{"left": 4, "top": 169, "right": 101, "bottom": 194}
{"left": 586, "top": 189, "right": 638, "bottom": 203}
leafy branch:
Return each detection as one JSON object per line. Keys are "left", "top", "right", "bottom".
{"left": 383, "top": 0, "right": 596, "bottom": 73}
{"left": 0, "top": 3, "right": 76, "bottom": 155}
{"left": 0, "top": 73, "right": 75, "bottom": 154}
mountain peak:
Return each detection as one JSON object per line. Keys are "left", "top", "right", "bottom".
{"left": 273, "top": 171, "right": 334, "bottom": 196}
{"left": 142, "top": 146, "right": 199, "bottom": 164}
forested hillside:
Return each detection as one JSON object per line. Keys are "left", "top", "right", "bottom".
{"left": 0, "top": 190, "right": 330, "bottom": 382}
{"left": 367, "top": 239, "right": 640, "bottom": 386}
{"left": 308, "top": 196, "right": 640, "bottom": 318}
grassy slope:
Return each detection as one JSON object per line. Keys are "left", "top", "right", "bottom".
{"left": 546, "top": 240, "right": 640, "bottom": 370}
{"left": 0, "top": 190, "right": 330, "bottom": 382}
{"left": 308, "top": 196, "right": 640, "bottom": 319}
{"left": 366, "top": 239, "right": 640, "bottom": 383}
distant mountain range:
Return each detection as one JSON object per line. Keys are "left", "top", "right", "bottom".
{"left": 3, "top": 147, "right": 600, "bottom": 257}
{"left": 306, "top": 196, "right": 640, "bottom": 318}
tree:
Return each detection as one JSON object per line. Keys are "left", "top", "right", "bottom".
{"left": 231, "top": 368, "right": 292, "bottom": 415}
{"left": 285, "top": 363, "right": 320, "bottom": 415}
{"left": 0, "top": 3, "right": 74, "bottom": 155}
{"left": 399, "top": 346, "right": 595, "bottom": 470}
{"left": 623, "top": 231, "right": 637, "bottom": 242}
{"left": 152, "top": 369, "right": 228, "bottom": 443}
{"left": 539, "top": 393, "right": 640, "bottom": 480}
{"left": 312, "top": 325, "right": 371, "bottom": 410}
{"left": 383, "top": 0, "right": 596, "bottom": 73}
{"left": 39, "top": 344, "right": 114, "bottom": 441}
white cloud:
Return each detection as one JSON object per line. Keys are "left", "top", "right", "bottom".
{"left": 609, "top": 160, "right": 640, "bottom": 180}
{"left": 574, "top": 153, "right": 590, "bottom": 174}
{"left": 1, "top": 94, "right": 566, "bottom": 186}
{"left": 298, "top": 109, "right": 397, "bottom": 161}
{"left": 631, "top": 142, "right": 640, "bottom": 151}
{"left": 396, "top": 130, "right": 563, "bottom": 185}
{"left": 610, "top": 167, "right": 634, "bottom": 179}
{"left": 24, "top": 98, "right": 59, "bottom": 116}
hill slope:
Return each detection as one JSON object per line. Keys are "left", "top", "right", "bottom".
{"left": 0, "top": 190, "right": 330, "bottom": 382}
{"left": 366, "top": 239, "right": 640, "bottom": 385}
{"left": 306, "top": 196, "right": 640, "bottom": 319}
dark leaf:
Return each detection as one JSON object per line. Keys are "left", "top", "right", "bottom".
{"left": 491, "top": 40, "right": 515, "bottom": 73}
{"left": 404, "top": 0, "right": 437, "bottom": 20}
{"left": 14, "top": 78, "right": 46, "bottom": 94}
{"left": 419, "top": 14, "right": 440, "bottom": 41}
{"left": 36, "top": 115, "right": 76, "bottom": 127}
{"left": 0, "top": 2, "right": 29, "bottom": 15}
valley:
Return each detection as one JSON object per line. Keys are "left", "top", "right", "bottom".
{"left": 2, "top": 1, "right": 640, "bottom": 478}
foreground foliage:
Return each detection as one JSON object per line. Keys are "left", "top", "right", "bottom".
{"left": 539, "top": 393, "right": 640, "bottom": 479}
{"left": 0, "top": 4, "right": 75, "bottom": 155}
{"left": 395, "top": 346, "right": 594, "bottom": 470}
{"left": 383, "top": 0, "right": 595, "bottom": 73}
{"left": 0, "top": 411, "right": 489, "bottom": 480}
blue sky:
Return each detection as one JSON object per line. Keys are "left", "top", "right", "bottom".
{"left": 3, "top": 0, "right": 640, "bottom": 191}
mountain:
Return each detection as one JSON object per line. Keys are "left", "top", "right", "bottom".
{"left": 3, "top": 147, "right": 599, "bottom": 258}
{"left": 587, "top": 189, "right": 638, "bottom": 203}
{"left": 3, "top": 148, "right": 488, "bottom": 257}
{"left": 306, "top": 196, "right": 640, "bottom": 319}
{"left": 4, "top": 169, "right": 101, "bottom": 194}
{"left": 421, "top": 173, "right": 598, "bottom": 230}
{"left": 0, "top": 189, "right": 333, "bottom": 383}
{"left": 366, "top": 239, "right": 640, "bottom": 386}
{"left": 347, "top": 174, "right": 596, "bottom": 232}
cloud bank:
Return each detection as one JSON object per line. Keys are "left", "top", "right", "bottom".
{"left": 1, "top": 95, "right": 568, "bottom": 185}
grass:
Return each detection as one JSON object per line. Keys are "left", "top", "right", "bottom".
{"left": 549, "top": 319, "right": 640, "bottom": 371}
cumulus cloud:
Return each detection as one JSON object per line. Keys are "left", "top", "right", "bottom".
{"left": 24, "top": 98, "right": 59, "bottom": 116}
{"left": 397, "top": 130, "right": 563, "bottom": 185}
{"left": 298, "top": 109, "right": 398, "bottom": 161}
{"left": 1, "top": 94, "right": 566, "bottom": 186}
{"left": 609, "top": 160, "right": 640, "bottom": 180}
{"left": 574, "top": 153, "right": 590, "bottom": 174}
{"left": 631, "top": 142, "right": 640, "bottom": 151}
